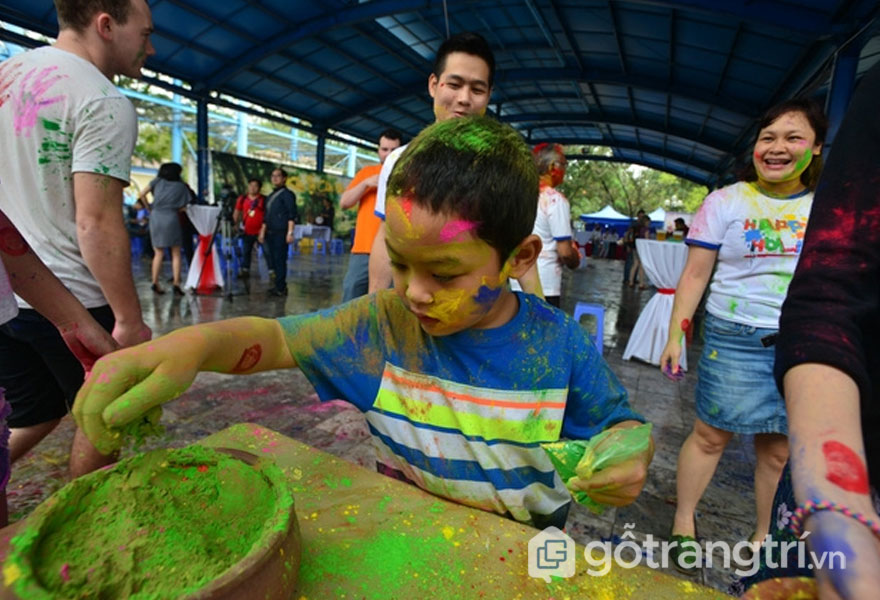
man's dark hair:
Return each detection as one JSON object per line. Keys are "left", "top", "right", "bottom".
{"left": 739, "top": 98, "right": 828, "bottom": 191}
{"left": 248, "top": 178, "right": 262, "bottom": 187}
{"left": 157, "top": 162, "right": 182, "bottom": 181}
{"left": 54, "top": 0, "right": 133, "bottom": 32}
{"left": 273, "top": 167, "right": 287, "bottom": 178}
{"left": 432, "top": 32, "right": 495, "bottom": 89}
{"left": 379, "top": 129, "right": 402, "bottom": 144}
{"left": 388, "top": 116, "right": 537, "bottom": 261}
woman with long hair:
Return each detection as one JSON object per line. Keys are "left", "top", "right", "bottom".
{"left": 659, "top": 98, "right": 827, "bottom": 572}
{"left": 139, "top": 162, "right": 191, "bottom": 295}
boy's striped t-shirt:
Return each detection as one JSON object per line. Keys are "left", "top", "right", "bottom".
{"left": 279, "top": 290, "right": 641, "bottom": 525}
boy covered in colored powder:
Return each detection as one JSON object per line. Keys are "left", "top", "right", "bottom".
{"left": 74, "top": 117, "right": 652, "bottom": 529}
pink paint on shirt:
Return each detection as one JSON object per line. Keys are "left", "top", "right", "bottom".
{"left": 12, "top": 66, "right": 65, "bottom": 137}
{"left": 439, "top": 219, "right": 479, "bottom": 242}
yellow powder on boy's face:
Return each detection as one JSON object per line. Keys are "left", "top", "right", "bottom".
{"left": 385, "top": 196, "right": 516, "bottom": 336}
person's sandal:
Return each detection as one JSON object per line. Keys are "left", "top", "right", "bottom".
{"left": 669, "top": 527, "right": 701, "bottom": 574}
{"left": 173, "top": 285, "right": 185, "bottom": 296}
{"left": 151, "top": 283, "right": 165, "bottom": 295}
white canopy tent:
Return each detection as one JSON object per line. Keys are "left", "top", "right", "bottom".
{"left": 648, "top": 207, "right": 666, "bottom": 224}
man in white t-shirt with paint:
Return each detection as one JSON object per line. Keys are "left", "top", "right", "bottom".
{"left": 0, "top": 0, "right": 154, "bottom": 477}
{"left": 511, "top": 143, "right": 580, "bottom": 307}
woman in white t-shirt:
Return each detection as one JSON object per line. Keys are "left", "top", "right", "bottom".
{"left": 658, "top": 99, "right": 828, "bottom": 572}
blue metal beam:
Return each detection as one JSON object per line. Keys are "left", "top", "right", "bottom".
{"left": 561, "top": 152, "right": 709, "bottom": 187}
{"left": 497, "top": 68, "right": 756, "bottom": 117}
{"left": 502, "top": 112, "right": 730, "bottom": 154}
{"left": 336, "top": 65, "right": 756, "bottom": 126}
{"left": 548, "top": 137, "right": 721, "bottom": 174}
{"left": 825, "top": 41, "right": 860, "bottom": 147}
{"left": 624, "top": 0, "right": 841, "bottom": 35}
{"left": 197, "top": 99, "right": 209, "bottom": 202}
{"left": 316, "top": 132, "right": 326, "bottom": 174}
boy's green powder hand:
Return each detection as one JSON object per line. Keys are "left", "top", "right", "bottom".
{"left": 542, "top": 423, "right": 653, "bottom": 513}
{"left": 72, "top": 335, "right": 201, "bottom": 454}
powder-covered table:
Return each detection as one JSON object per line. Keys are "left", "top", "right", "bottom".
{"left": 0, "top": 424, "right": 730, "bottom": 599}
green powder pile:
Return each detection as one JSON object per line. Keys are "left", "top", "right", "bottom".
{"left": 6, "top": 446, "right": 292, "bottom": 599}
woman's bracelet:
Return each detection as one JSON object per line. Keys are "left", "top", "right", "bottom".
{"left": 789, "top": 500, "right": 880, "bottom": 538}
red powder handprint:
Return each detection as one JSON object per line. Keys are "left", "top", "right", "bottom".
{"left": 12, "top": 66, "right": 66, "bottom": 137}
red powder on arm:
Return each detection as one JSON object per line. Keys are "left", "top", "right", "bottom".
{"left": 231, "top": 344, "right": 262, "bottom": 373}
{"left": 0, "top": 226, "right": 29, "bottom": 256}
{"left": 822, "top": 440, "right": 870, "bottom": 494}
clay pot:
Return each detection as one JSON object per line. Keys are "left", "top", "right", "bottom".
{"left": 2, "top": 446, "right": 301, "bottom": 600}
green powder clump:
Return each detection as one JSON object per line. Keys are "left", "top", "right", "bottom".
{"left": 6, "top": 446, "right": 292, "bottom": 599}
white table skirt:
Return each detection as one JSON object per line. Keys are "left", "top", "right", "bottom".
{"left": 623, "top": 239, "right": 689, "bottom": 368}
{"left": 184, "top": 205, "right": 224, "bottom": 291}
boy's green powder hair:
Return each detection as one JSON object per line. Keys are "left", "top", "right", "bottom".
{"left": 388, "top": 116, "right": 539, "bottom": 260}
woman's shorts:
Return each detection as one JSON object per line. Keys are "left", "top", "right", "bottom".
{"left": 694, "top": 312, "right": 787, "bottom": 435}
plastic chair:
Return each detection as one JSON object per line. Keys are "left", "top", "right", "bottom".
{"left": 330, "top": 238, "right": 344, "bottom": 255}
{"left": 573, "top": 302, "right": 605, "bottom": 355}
{"left": 312, "top": 238, "right": 327, "bottom": 255}
{"left": 130, "top": 235, "right": 145, "bottom": 257}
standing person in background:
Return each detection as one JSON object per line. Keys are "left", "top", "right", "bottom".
{"left": 0, "top": 0, "right": 154, "bottom": 477}
{"left": 674, "top": 217, "right": 690, "bottom": 238}
{"left": 622, "top": 213, "right": 642, "bottom": 284}
{"left": 658, "top": 98, "right": 827, "bottom": 572}
{"left": 232, "top": 178, "right": 265, "bottom": 278}
{"left": 139, "top": 162, "right": 191, "bottom": 295}
{"left": 314, "top": 194, "right": 335, "bottom": 232}
{"left": 125, "top": 199, "right": 152, "bottom": 256}
{"left": 339, "top": 129, "right": 402, "bottom": 302}
{"left": 259, "top": 168, "right": 298, "bottom": 298}
{"left": 511, "top": 143, "right": 580, "bottom": 308}
{"left": 591, "top": 225, "right": 604, "bottom": 258}
{"left": 368, "top": 32, "right": 496, "bottom": 293}
{"left": 626, "top": 213, "right": 651, "bottom": 289}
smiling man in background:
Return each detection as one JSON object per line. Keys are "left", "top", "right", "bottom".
{"left": 368, "top": 32, "right": 495, "bottom": 293}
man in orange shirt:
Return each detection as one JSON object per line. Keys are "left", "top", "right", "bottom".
{"left": 340, "top": 129, "right": 402, "bottom": 301}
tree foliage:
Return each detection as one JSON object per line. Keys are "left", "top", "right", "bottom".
{"left": 558, "top": 148, "right": 708, "bottom": 217}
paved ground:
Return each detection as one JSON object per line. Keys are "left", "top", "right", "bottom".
{"left": 8, "top": 248, "right": 760, "bottom": 595}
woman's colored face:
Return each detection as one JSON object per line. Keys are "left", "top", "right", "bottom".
{"left": 384, "top": 195, "right": 512, "bottom": 336}
{"left": 752, "top": 111, "right": 821, "bottom": 187}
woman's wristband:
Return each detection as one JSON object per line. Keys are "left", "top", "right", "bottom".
{"left": 789, "top": 500, "right": 880, "bottom": 538}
